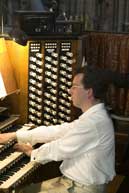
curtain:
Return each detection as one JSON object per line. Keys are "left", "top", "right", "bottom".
{"left": 84, "top": 32, "right": 129, "bottom": 116}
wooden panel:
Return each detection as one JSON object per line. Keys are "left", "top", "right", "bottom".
{"left": 1, "top": 40, "right": 29, "bottom": 124}
{"left": 0, "top": 38, "right": 18, "bottom": 98}
{"left": 107, "top": 175, "right": 125, "bottom": 193}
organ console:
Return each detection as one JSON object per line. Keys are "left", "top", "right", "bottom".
{"left": 0, "top": 111, "right": 40, "bottom": 193}
{"left": 0, "top": 35, "right": 83, "bottom": 192}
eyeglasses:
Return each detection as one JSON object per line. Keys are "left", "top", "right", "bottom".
{"left": 70, "top": 85, "right": 84, "bottom": 89}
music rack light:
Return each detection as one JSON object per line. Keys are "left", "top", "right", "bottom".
{"left": 0, "top": 0, "right": 10, "bottom": 40}
{"left": 0, "top": 15, "right": 10, "bottom": 39}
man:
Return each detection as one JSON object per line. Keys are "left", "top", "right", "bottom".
{"left": 0, "top": 65, "right": 117, "bottom": 193}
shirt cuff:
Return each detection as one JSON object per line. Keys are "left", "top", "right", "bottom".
{"left": 31, "top": 149, "right": 50, "bottom": 165}
{"left": 31, "top": 149, "right": 37, "bottom": 161}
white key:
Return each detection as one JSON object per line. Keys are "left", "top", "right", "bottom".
{"left": 0, "top": 152, "right": 23, "bottom": 170}
{"left": 0, "top": 161, "right": 37, "bottom": 189}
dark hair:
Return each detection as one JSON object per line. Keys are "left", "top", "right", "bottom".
{"left": 75, "top": 65, "right": 129, "bottom": 100}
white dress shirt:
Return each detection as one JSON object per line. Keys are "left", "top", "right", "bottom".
{"left": 16, "top": 103, "right": 115, "bottom": 185}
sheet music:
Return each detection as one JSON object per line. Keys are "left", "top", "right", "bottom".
{"left": 0, "top": 72, "right": 7, "bottom": 99}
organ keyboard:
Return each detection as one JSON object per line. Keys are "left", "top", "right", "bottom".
{"left": 0, "top": 114, "right": 40, "bottom": 193}
{"left": 0, "top": 152, "right": 23, "bottom": 172}
{"left": 0, "top": 107, "right": 7, "bottom": 114}
{"left": 0, "top": 157, "right": 39, "bottom": 192}
{"left": 0, "top": 115, "right": 19, "bottom": 132}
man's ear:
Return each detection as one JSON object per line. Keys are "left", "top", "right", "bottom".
{"left": 86, "top": 88, "right": 94, "bottom": 98}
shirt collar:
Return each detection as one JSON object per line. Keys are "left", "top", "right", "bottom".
{"left": 79, "top": 103, "right": 105, "bottom": 119}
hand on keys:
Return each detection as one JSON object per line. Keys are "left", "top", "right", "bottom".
{"left": 14, "top": 142, "right": 33, "bottom": 156}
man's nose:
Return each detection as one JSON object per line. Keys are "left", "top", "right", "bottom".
{"left": 69, "top": 87, "right": 72, "bottom": 95}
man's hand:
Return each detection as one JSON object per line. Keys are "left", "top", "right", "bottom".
{"left": 0, "top": 133, "right": 16, "bottom": 144}
{"left": 14, "top": 143, "right": 33, "bottom": 157}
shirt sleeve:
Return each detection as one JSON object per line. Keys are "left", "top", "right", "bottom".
{"left": 30, "top": 119, "right": 99, "bottom": 164}
{"left": 16, "top": 122, "right": 72, "bottom": 146}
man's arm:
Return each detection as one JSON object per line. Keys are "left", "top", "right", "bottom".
{"left": 0, "top": 132, "right": 16, "bottom": 144}
{"left": 16, "top": 122, "right": 71, "bottom": 145}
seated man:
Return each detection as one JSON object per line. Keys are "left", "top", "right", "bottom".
{"left": 0, "top": 65, "right": 128, "bottom": 193}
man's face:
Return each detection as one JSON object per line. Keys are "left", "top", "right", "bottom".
{"left": 69, "top": 73, "right": 89, "bottom": 109}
